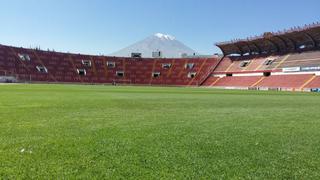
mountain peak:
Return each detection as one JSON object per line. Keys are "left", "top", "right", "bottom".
{"left": 154, "top": 33, "right": 176, "bottom": 41}
{"left": 110, "top": 33, "right": 197, "bottom": 58}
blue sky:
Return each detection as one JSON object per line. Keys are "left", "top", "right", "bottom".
{"left": 0, "top": 0, "right": 319, "bottom": 55}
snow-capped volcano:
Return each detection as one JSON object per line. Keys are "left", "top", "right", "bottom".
{"left": 154, "top": 33, "right": 176, "bottom": 41}
{"left": 110, "top": 33, "right": 197, "bottom": 58}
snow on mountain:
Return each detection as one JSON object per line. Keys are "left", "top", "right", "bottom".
{"left": 110, "top": 33, "right": 197, "bottom": 58}
{"left": 154, "top": 33, "right": 176, "bottom": 40}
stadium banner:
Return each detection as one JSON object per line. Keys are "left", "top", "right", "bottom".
{"left": 248, "top": 87, "right": 259, "bottom": 91}
{"left": 268, "top": 87, "right": 281, "bottom": 91}
{"left": 283, "top": 66, "right": 320, "bottom": 73}
{"left": 282, "top": 67, "right": 300, "bottom": 72}
{"left": 301, "top": 66, "right": 320, "bottom": 72}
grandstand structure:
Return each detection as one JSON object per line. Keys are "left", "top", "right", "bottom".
{"left": 0, "top": 44, "right": 218, "bottom": 86}
{"left": 204, "top": 22, "right": 320, "bottom": 91}
{"left": 1, "top": 23, "right": 320, "bottom": 91}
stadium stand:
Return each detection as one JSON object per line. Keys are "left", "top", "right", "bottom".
{"left": 0, "top": 44, "right": 218, "bottom": 86}
{"left": 304, "top": 76, "right": 320, "bottom": 88}
{"left": 202, "top": 22, "right": 320, "bottom": 91}
{"left": 253, "top": 74, "right": 314, "bottom": 89}
{"left": 1, "top": 22, "right": 320, "bottom": 91}
{"left": 212, "top": 76, "right": 262, "bottom": 88}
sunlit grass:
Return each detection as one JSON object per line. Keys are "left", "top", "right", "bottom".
{"left": 0, "top": 84, "right": 320, "bottom": 179}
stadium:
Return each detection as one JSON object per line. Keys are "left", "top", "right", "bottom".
{"left": 1, "top": 0, "right": 320, "bottom": 179}
{"left": 1, "top": 23, "right": 320, "bottom": 90}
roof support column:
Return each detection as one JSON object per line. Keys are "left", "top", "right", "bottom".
{"left": 302, "top": 32, "right": 318, "bottom": 47}
{"left": 234, "top": 44, "right": 244, "bottom": 56}
{"left": 266, "top": 39, "right": 280, "bottom": 53}
{"left": 284, "top": 35, "right": 297, "bottom": 51}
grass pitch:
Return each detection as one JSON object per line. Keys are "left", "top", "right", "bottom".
{"left": 1, "top": 84, "right": 320, "bottom": 179}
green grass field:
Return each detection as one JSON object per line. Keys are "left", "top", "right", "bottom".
{"left": 1, "top": 84, "right": 320, "bottom": 179}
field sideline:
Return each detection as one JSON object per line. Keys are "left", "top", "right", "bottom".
{"left": 1, "top": 84, "right": 320, "bottom": 179}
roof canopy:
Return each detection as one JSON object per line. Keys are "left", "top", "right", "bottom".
{"left": 216, "top": 23, "right": 320, "bottom": 56}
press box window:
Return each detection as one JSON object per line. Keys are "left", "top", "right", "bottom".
{"left": 188, "top": 72, "right": 197, "bottom": 78}
{"left": 240, "top": 61, "right": 250, "bottom": 68}
{"left": 107, "top": 61, "right": 116, "bottom": 68}
{"left": 152, "top": 72, "right": 161, "bottom": 78}
{"left": 77, "top": 69, "right": 86, "bottom": 76}
{"left": 264, "top": 59, "right": 275, "bottom": 66}
{"left": 116, "top": 71, "right": 124, "bottom": 77}
{"left": 18, "top": 53, "right": 31, "bottom": 61}
{"left": 185, "top": 63, "right": 194, "bottom": 69}
{"left": 162, "top": 64, "right": 172, "bottom": 69}
{"left": 36, "top": 66, "right": 48, "bottom": 73}
{"left": 82, "top": 60, "right": 92, "bottom": 67}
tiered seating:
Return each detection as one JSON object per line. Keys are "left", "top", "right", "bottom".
{"left": 0, "top": 46, "right": 9, "bottom": 75}
{"left": 202, "top": 76, "right": 220, "bottom": 86}
{"left": 217, "top": 54, "right": 305, "bottom": 73}
{"left": 6, "top": 47, "right": 47, "bottom": 82}
{"left": 106, "top": 57, "right": 129, "bottom": 84}
{"left": 244, "top": 57, "right": 269, "bottom": 71}
{"left": 90, "top": 56, "right": 108, "bottom": 83}
{"left": 213, "top": 76, "right": 262, "bottom": 87}
{"left": 150, "top": 59, "right": 173, "bottom": 85}
{"left": 167, "top": 59, "right": 188, "bottom": 85}
{"left": 0, "top": 44, "right": 219, "bottom": 86}
{"left": 208, "top": 50, "right": 320, "bottom": 89}
{"left": 214, "top": 56, "right": 233, "bottom": 73}
{"left": 225, "top": 58, "right": 244, "bottom": 72}
{"left": 39, "top": 52, "right": 79, "bottom": 83}
{"left": 304, "top": 76, "right": 320, "bottom": 88}
{"left": 188, "top": 58, "right": 218, "bottom": 86}
{"left": 254, "top": 74, "right": 314, "bottom": 88}
{"left": 277, "top": 51, "right": 320, "bottom": 68}
{"left": 127, "top": 58, "right": 155, "bottom": 84}
{"left": 214, "top": 55, "right": 278, "bottom": 73}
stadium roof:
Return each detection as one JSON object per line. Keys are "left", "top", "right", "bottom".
{"left": 216, "top": 22, "right": 320, "bottom": 56}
